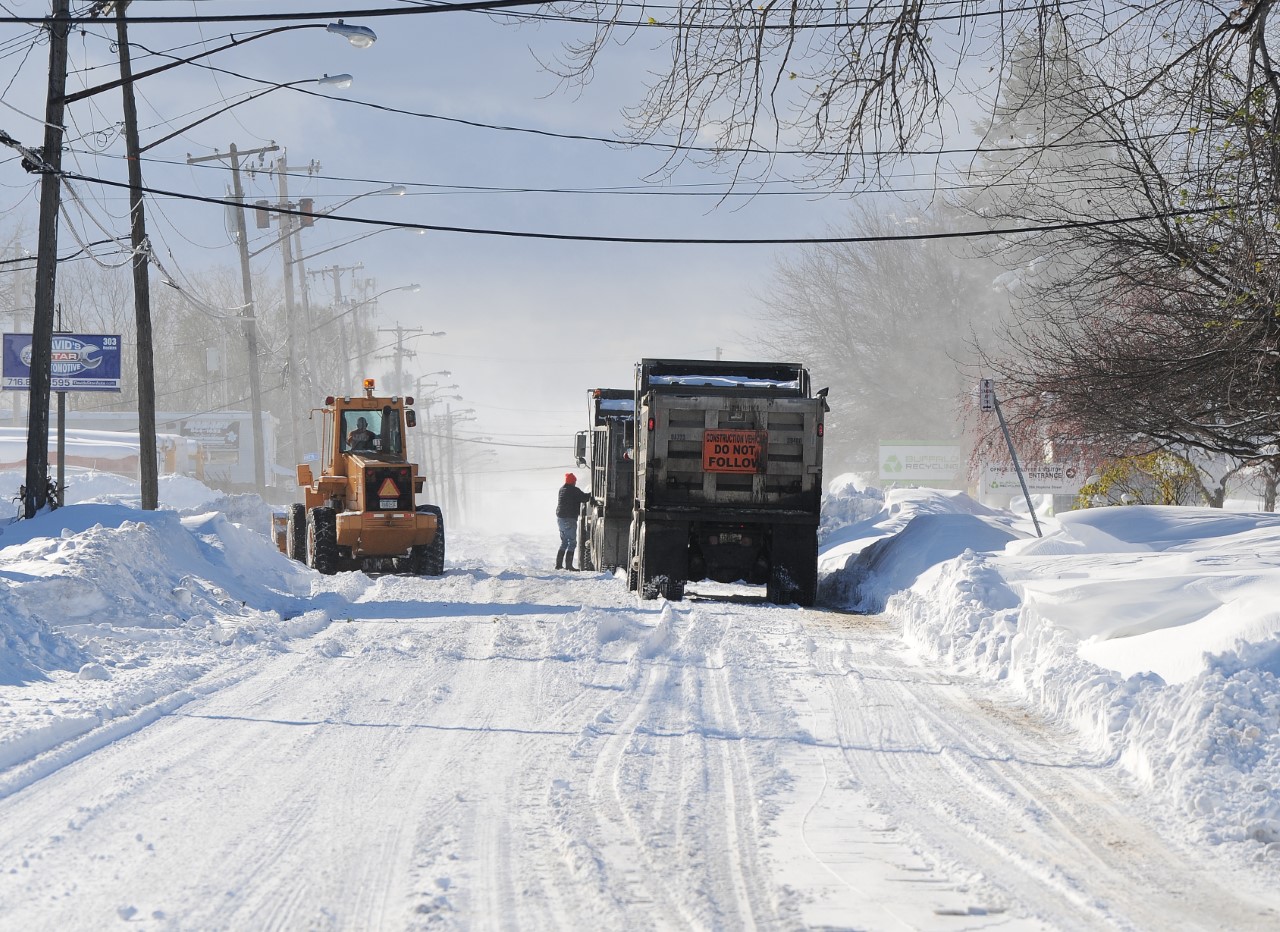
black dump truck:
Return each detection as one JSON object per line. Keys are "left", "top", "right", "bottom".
{"left": 627, "top": 358, "right": 827, "bottom": 605}
{"left": 574, "top": 388, "right": 636, "bottom": 571}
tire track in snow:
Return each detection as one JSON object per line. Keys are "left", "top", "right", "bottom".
{"left": 584, "top": 619, "right": 703, "bottom": 928}
{"left": 703, "top": 629, "right": 772, "bottom": 930}
{"left": 809, "top": 612, "right": 1279, "bottom": 931}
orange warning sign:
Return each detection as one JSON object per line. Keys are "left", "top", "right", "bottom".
{"left": 377, "top": 477, "right": 400, "bottom": 497}
{"left": 702, "top": 429, "right": 767, "bottom": 473}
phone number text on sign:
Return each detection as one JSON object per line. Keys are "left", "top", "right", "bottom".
{"left": 702, "top": 429, "right": 767, "bottom": 473}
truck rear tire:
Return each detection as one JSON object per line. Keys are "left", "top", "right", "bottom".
{"left": 411, "top": 504, "right": 446, "bottom": 575}
{"left": 285, "top": 503, "right": 306, "bottom": 562}
{"left": 307, "top": 506, "right": 339, "bottom": 576}
{"left": 767, "top": 527, "right": 818, "bottom": 606}
{"left": 577, "top": 510, "right": 593, "bottom": 571}
{"left": 638, "top": 522, "right": 686, "bottom": 601}
{"left": 626, "top": 518, "right": 639, "bottom": 590}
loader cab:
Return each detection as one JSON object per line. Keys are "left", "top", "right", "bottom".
{"left": 319, "top": 379, "right": 414, "bottom": 477}
{"left": 337, "top": 406, "right": 406, "bottom": 458}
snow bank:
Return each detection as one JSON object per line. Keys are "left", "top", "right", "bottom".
{"left": 0, "top": 477, "right": 325, "bottom": 792}
{"left": 821, "top": 482, "right": 1280, "bottom": 859}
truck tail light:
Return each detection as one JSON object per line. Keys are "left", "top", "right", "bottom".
{"left": 648, "top": 416, "right": 655, "bottom": 431}
{"left": 817, "top": 423, "right": 824, "bottom": 437}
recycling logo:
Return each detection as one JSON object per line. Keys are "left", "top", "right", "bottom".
{"left": 882, "top": 455, "right": 903, "bottom": 474}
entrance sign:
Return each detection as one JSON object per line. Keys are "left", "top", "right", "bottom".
{"left": 2, "top": 333, "right": 123, "bottom": 392}
{"left": 982, "top": 462, "right": 1086, "bottom": 495}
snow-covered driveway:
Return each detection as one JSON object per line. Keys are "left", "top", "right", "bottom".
{"left": 1, "top": 531, "right": 1276, "bottom": 930}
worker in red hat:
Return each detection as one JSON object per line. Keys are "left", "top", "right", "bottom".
{"left": 555, "top": 472, "right": 591, "bottom": 570}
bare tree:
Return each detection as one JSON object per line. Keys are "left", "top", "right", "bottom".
{"left": 541, "top": 2, "right": 1279, "bottom": 184}
{"left": 959, "top": 16, "right": 1280, "bottom": 504}
{"left": 754, "top": 206, "right": 1009, "bottom": 475}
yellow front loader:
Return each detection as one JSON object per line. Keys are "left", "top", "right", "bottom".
{"left": 274, "top": 378, "right": 444, "bottom": 575}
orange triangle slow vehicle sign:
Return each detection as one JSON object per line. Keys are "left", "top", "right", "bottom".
{"left": 377, "top": 477, "right": 400, "bottom": 498}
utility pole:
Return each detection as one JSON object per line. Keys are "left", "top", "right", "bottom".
{"left": 310, "top": 263, "right": 362, "bottom": 388}
{"left": 377, "top": 322, "right": 423, "bottom": 396}
{"left": 272, "top": 151, "right": 311, "bottom": 465}
{"left": 24, "top": 0, "right": 71, "bottom": 517}
{"left": 290, "top": 216, "right": 315, "bottom": 394}
{"left": 187, "top": 143, "right": 278, "bottom": 491}
{"left": 112, "top": 2, "right": 158, "bottom": 510}
{"left": 422, "top": 400, "right": 441, "bottom": 504}
{"left": 446, "top": 404, "right": 459, "bottom": 519}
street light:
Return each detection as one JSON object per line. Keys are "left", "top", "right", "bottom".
{"left": 62, "top": 21, "right": 378, "bottom": 105}
{"left": 319, "top": 184, "right": 406, "bottom": 217}
{"left": 139, "top": 74, "right": 354, "bottom": 154}
{"left": 314, "top": 284, "right": 421, "bottom": 331}
{"left": 283, "top": 227, "right": 423, "bottom": 267}
{"left": 20, "top": 9, "right": 377, "bottom": 514}
{"left": 328, "top": 21, "right": 378, "bottom": 48}
{"left": 311, "top": 284, "right": 420, "bottom": 390}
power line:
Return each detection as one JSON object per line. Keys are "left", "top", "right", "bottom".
{"left": 122, "top": 50, "right": 1146, "bottom": 162}
{"left": 0, "top": 1, "right": 553, "bottom": 26}
{"left": 59, "top": 168, "right": 1254, "bottom": 246}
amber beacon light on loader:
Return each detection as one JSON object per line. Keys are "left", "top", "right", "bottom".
{"left": 274, "top": 378, "right": 445, "bottom": 576}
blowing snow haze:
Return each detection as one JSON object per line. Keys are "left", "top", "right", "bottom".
{"left": 0, "top": 0, "right": 871, "bottom": 529}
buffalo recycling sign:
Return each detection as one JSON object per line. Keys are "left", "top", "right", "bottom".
{"left": 3, "top": 333, "right": 123, "bottom": 392}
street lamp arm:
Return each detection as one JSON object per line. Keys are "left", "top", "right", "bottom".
{"left": 324, "top": 184, "right": 406, "bottom": 216}
{"left": 62, "top": 22, "right": 373, "bottom": 104}
{"left": 139, "top": 77, "right": 349, "bottom": 154}
{"left": 66, "top": 25, "right": 312, "bottom": 104}
{"left": 313, "top": 283, "right": 420, "bottom": 331}
{"left": 286, "top": 227, "right": 398, "bottom": 264}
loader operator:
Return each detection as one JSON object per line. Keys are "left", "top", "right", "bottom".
{"left": 347, "top": 417, "right": 375, "bottom": 451}
{"left": 555, "top": 472, "right": 591, "bottom": 571}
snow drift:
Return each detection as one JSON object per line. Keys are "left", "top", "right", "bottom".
{"left": 821, "top": 476, "right": 1280, "bottom": 858}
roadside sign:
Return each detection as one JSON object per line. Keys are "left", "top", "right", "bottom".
{"left": 2, "top": 333, "right": 123, "bottom": 392}
{"left": 703, "top": 428, "right": 767, "bottom": 473}
{"left": 879, "top": 442, "right": 964, "bottom": 482}
{"left": 981, "top": 462, "right": 1086, "bottom": 494}
{"left": 979, "top": 378, "right": 995, "bottom": 412}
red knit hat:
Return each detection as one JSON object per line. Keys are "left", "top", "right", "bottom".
{"left": 564, "top": 473, "right": 576, "bottom": 485}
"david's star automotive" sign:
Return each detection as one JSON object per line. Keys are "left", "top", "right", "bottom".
{"left": 2, "top": 333, "right": 123, "bottom": 392}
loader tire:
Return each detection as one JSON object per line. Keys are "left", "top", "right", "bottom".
{"left": 285, "top": 503, "right": 306, "bottom": 562}
{"left": 412, "top": 504, "right": 446, "bottom": 576}
{"left": 306, "top": 506, "right": 339, "bottom": 576}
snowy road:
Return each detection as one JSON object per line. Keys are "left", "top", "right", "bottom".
{"left": 1, "top": 534, "right": 1277, "bottom": 930}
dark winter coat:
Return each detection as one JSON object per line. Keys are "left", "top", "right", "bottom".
{"left": 556, "top": 483, "right": 591, "bottom": 518}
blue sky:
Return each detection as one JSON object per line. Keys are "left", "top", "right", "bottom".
{"left": 0, "top": 2, "right": 901, "bottom": 527}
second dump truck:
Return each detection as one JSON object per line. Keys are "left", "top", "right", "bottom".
{"left": 276, "top": 378, "right": 445, "bottom": 576}
{"left": 574, "top": 388, "right": 635, "bottom": 571}
{"left": 627, "top": 358, "right": 826, "bottom": 605}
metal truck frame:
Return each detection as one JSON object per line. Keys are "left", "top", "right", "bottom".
{"left": 627, "top": 358, "right": 826, "bottom": 605}
{"left": 573, "top": 388, "right": 635, "bottom": 571}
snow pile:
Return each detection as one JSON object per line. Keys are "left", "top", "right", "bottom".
{"left": 818, "top": 472, "right": 883, "bottom": 546}
{"left": 819, "top": 482, "right": 1026, "bottom": 611}
{"left": 822, "top": 486, "right": 1280, "bottom": 857}
{"left": 0, "top": 475, "right": 323, "bottom": 784}
{"left": 0, "top": 468, "right": 276, "bottom": 536}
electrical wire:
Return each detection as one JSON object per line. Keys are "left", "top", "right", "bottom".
{"left": 59, "top": 168, "right": 1255, "bottom": 246}
{"left": 3, "top": 1, "right": 555, "bottom": 26}
{"left": 6, "top": 0, "right": 1100, "bottom": 29}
